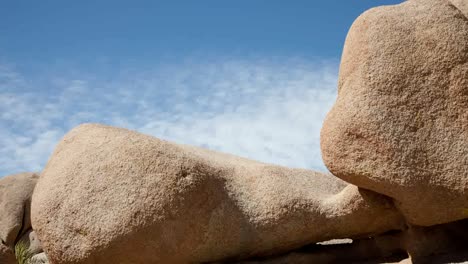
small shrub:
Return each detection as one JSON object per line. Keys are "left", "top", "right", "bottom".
{"left": 15, "top": 240, "right": 34, "bottom": 264}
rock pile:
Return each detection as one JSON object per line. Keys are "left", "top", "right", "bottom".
{"left": 0, "top": 0, "right": 466, "bottom": 263}
{"left": 0, "top": 173, "right": 47, "bottom": 264}
{"left": 31, "top": 123, "right": 404, "bottom": 264}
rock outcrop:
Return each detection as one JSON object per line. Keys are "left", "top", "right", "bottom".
{"left": 11, "top": 0, "right": 468, "bottom": 263}
{"left": 32, "top": 123, "right": 404, "bottom": 264}
{"left": 0, "top": 172, "right": 49, "bottom": 263}
{"left": 0, "top": 172, "right": 39, "bottom": 263}
{"left": 321, "top": 0, "right": 468, "bottom": 226}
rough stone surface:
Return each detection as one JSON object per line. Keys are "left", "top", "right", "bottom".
{"left": 30, "top": 252, "right": 50, "bottom": 264}
{"left": 0, "top": 172, "right": 39, "bottom": 260}
{"left": 321, "top": 0, "right": 468, "bottom": 226}
{"left": 32, "top": 123, "right": 404, "bottom": 264}
{"left": 450, "top": 0, "right": 468, "bottom": 17}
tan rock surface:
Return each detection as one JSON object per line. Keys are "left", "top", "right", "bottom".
{"left": 30, "top": 252, "right": 50, "bottom": 264}
{"left": 32, "top": 123, "right": 404, "bottom": 264}
{"left": 321, "top": 0, "right": 468, "bottom": 226}
{"left": 450, "top": 0, "right": 468, "bottom": 17}
{"left": 0, "top": 172, "right": 39, "bottom": 259}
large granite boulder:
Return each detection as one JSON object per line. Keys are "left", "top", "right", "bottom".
{"left": 0, "top": 172, "right": 39, "bottom": 263}
{"left": 32, "top": 123, "right": 404, "bottom": 264}
{"left": 321, "top": 0, "right": 468, "bottom": 226}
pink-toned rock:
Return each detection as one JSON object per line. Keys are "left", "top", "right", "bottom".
{"left": 32, "top": 123, "right": 404, "bottom": 264}
{"left": 321, "top": 0, "right": 468, "bottom": 226}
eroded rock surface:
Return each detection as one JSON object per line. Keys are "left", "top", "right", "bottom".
{"left": 32, "top": 123, "right": 404, "bottom": 264}
{"left": 321, "top": 0, "right": 468, "bottom": 226}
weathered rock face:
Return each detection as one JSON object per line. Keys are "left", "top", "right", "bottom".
{"left": 32, "top": 123, "right": 404, "bottom": 264}
{"left": 321, "top": 0, "right": 468, "bottom": 226}
{"left": 0, "top": 172, "right": 39, "bottom": 262}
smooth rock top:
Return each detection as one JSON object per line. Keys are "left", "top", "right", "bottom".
{"left": 321, "top": 0, "right": 468, "bottom": 226}
{"left": 32, "top": 123, "right": 404, "bottom": 264}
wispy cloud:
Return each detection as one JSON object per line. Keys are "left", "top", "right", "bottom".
{"left": 0, "top": 58, "right": 338, "bottom": 176}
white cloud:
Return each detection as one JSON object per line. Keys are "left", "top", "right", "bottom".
{"left": 0, "top": 58, "right": 338, "bottom": 176}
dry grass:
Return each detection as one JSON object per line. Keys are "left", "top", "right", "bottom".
{"left": 15, "top": 240, "right": 34, "bottom": 264}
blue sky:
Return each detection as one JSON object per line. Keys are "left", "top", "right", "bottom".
{"left": 0, "top": 0, "right": 403, "bottom": 176}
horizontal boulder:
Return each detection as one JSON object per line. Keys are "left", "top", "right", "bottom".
{"left": 32, "top": 123, "right": 404, "bottom": 263}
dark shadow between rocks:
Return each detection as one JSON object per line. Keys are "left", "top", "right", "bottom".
{"left": 211, "top": 230, "right": 408, "bottom": 264}
{"left": 213, "top": 218, "right": 468, "bottom": 264}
